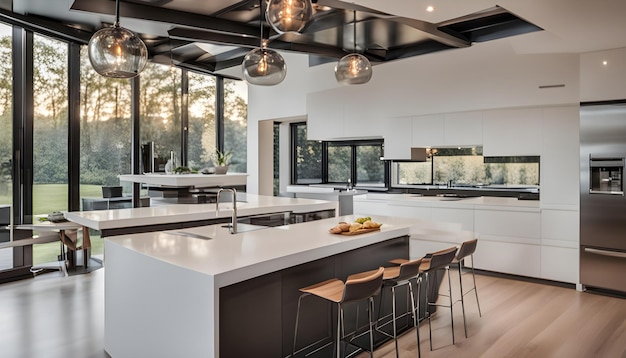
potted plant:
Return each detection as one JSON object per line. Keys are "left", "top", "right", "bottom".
{"left": 213, "top": 149, "right": 232, "bottom": 174}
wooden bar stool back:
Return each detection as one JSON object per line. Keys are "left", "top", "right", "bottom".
{"left": 452, "top": 238, "right": 481, "bottom": 338}
{"left": 293, "top": 267, "right": 385, "bottom": 358}
{"left": 378, "top": 258, "right": 423, "bottom": 358}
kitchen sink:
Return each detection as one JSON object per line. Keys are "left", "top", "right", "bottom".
{"left": 220, "top": 223, "right": 270, "bottom": 233}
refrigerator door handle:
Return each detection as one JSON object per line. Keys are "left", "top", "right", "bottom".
{"left": 584, "top": 247, "right": 626, "bottom": 259}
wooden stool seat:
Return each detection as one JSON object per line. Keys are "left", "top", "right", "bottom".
{"left": 293, "top": 267, "right": 385, "bottom": 358}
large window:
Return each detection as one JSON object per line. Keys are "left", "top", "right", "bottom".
{"left": 292, "top": 123, "right": 322, "bottom": 184}
{"left": 223, "top": 78, "right": 247, "bottom": 173}
{"left": 188, "top": 71, "right": 216, "bottom": 169}
{"left": 292, "top": 123, "right": 385, "bottom": 187}
{"left": 140, "top": 63, "right": 182, "bottom": 168}
{"left": 0, "top": 19, "right": 248, "bottom": 277}
{"left": 32, "top": 34, "right": 69, "bottom": 265}
{"left": 0, "top": 23, "right": 12, "bottom": 269}
{"left": 79, "top": 46, "right": 132, "bottom": 188}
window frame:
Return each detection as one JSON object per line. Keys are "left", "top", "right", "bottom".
{"left": 291, "top": 122, "right": 388, "bottom": 189}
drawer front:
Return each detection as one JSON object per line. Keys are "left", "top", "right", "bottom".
{"left": 581, "top": 246, "right": 626, "bottom": 293}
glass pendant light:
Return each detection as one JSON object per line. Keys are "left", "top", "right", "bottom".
{"left": 335, "top": 10, "right": 372, "bottom": 85}
{"left": 243, "top": 0, "right": 287, "bottom": 86}
{"left": 266, "top": 0, "right": 312, "bottom": 33}
{"left": 88, "top": 0, "right": 148, "bottom": 78}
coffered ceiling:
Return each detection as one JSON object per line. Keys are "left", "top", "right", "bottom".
{"left": 6, "top": 0, "right": 626, "bottom": 78}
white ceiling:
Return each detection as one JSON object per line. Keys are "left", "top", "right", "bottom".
{"left": 11, "top": 0, "right": 626, "bottom": 58}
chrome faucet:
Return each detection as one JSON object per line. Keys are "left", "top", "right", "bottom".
{"left": 216, "top": 188, "right": 237, "bottom": 234}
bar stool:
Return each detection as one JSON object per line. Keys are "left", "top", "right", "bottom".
{"left": 419, "top": 246, "right": 458, "bottom": 350}
{"left": 451, "top": 238, "right": 481, "bottom": 338}
{"left": 292, "top": 267, "right": 385, "bottom": 358}
{"left": 377, "top": 258, "right": 423, "bottom": 358}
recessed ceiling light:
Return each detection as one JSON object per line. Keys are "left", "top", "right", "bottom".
{"left": 602, "top": 60, "right": 608, "bottom": 66}
{"left": 426, "top": 5, "right": 435, "bottom": 12}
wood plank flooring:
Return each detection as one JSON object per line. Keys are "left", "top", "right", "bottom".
{"left": 1, "top": 268, "right": 625, "bottom": 358}
{"left": 358, "top": 271, "right": 626, "bottom": 358}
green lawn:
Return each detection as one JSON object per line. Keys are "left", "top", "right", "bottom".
{"left": 0, "top": 183, "right": 106, "bottom": 265}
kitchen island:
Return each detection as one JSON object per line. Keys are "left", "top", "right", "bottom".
{"left": 65, "top": 194, "right": 337, "bottom": 236}
{"left": 103, "top": 215, "right": 435, "bottom": 358}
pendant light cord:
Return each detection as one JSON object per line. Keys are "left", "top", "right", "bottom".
{"left": 259, "top": 0, "right": 264, "bottom": 48}
{"left": 353, "top": 10, "right": 356, "bottom": 53}
{"left": 115, "top": 0, "right": 121, "bottom": 27}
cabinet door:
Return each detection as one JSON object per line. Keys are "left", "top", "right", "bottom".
{"left": 412, "top": 114, "right": 445, "bottom": 147}
{"left": 306, "top": 91, "right": 344, "bottom": 140}
{"left": 383, "top": 116, "right": 413, "bottom": 159}
{"left": 482, "top": 108, "right": 542, "bottom": 156}
{"left": 444, "top": 111, "right": 483, "bottom": 146}
{"left": 540, "top": 106, "right": 579, "bottom": 206}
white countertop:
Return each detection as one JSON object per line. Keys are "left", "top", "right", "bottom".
{"left": 356, "top": 193, "right": 540, "bottom": 211}
{"left": 64, "top": 194, "right": 337, "bottom": 231}
{"left": 105, "top": 214, "right": 419, "bottom": 287}
{"left": 118, "top": 173, "right": 248, "bottom": 187}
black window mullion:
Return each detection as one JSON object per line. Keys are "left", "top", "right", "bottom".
{"left": 180, "top": 69, "right": 189, "bottom": 166}
{"left": 67, "top": 42, "right": 81, "bottom": 212}
{"left": 216, "top": 76, "right": 224, "bottom": 152}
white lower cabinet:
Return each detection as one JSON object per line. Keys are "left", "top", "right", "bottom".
{"left": 473, "top": 238, "right": 542, "bottom": 277}
{"left": 541, "top": 246, "right": 579, "bottom": 284}
{"left": 540, "top": 209, "right": 580, "bottom": 283}
{"left": 355, "top": 196, "right": 580, "bottom": 284}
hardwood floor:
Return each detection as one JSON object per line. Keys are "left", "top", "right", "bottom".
{"left": 1, "top": 267, "right": 625, "bottom": 358}
{"left": 358, "top": 271, "right": 626, "bottom": 358}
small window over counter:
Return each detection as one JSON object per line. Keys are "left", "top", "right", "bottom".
{"left": 392, "top": 146, "right": 540, "bottom": 189}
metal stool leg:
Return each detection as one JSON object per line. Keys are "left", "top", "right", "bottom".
{"left": 391, "top": 285, "right": 400, "bottom": 357}
{"left": 458, "top": 260, "right": 468, "bottom": 338}
{"left": 368, "top": 297, "right": 375, "bottom": 358}
{"left": 408, "top": 277, "right": 421, "bottom": 358}
{"left": 447, "top": 266, "right": 455, "bottom": 345}
{"left": 292, "top": 293, "right": 307, "bottom": 358}
{"left": 470, "top": 254, "right": 482, "bottom": 317}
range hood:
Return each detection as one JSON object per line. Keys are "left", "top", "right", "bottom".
{"left": 410, "top": 148, "right": 429, "bottom": 161}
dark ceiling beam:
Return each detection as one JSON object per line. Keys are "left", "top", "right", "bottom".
{"left": 0, "top": 8, "right": 92, "bottom": 44}
{"left": 70, "top": 0, "right": 259, "bottom": 37}
{"left": 168, "top": 27, "right": 260, "bottom": 48}
{"left": 384, "top": 40, "right": 455, "bottom": 61}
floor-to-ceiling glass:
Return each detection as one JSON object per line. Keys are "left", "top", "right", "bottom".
{"left": 223, "top": 78, "right": 247, "bottom": 173}
{"left": 79, "top": 45, "right": 133, "bottom": 258}
{"left": 32, "top": 34, "right": 68, "bottom": 265}
{"left": 187, "top": 71, "right": 216, "bottom": 169}
{"left": 0, "top": 22, "right": 12, "bottom": 269}
{"left": 140, "top": 63, "right": 182, "bottom": 169}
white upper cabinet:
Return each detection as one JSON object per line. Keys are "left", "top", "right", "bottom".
{"left": 444, "top": 111, "right": 483, "bottom": 146}
{"left": 482, "top": 108, "right": 542, "bottom": 156}
{"left": 412, "top": 114, "right": 445, "bottom": 147}
{"left": 383, "top": 116, "right": 413, "bottom": 159}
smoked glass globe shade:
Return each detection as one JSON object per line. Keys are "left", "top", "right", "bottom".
{"left": 88, "top": 24, "right": 148, "bottom": 78}
{"left": 266, "top": 0, "right": 312, "bottom": 33}
{"left": 242, "top": 47, "right": 287, "bottom": 86}
{"left": 334, "top": 53, "right": 372, "bottom": 85}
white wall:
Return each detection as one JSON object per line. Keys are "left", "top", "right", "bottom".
{"left": 246, "top": 42, "right": 625, "bottom": 197}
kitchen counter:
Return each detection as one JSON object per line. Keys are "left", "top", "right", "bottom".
{"left": 64, "top": 194, "right": 337, "bottom": 234}
{"left": 118, "top": 173, "right": 248, "bottom": 187}
{"left": 103, "top": 214, "right": 444, "bottom": 358}
{"left": 357, "top": 193, "right": 541, "bottom": 212}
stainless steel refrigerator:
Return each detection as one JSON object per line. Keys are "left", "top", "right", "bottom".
{"left": 580, "top": 103, "right": 626, "bottom": 293}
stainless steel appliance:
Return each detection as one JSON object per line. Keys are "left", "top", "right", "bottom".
{"left": 580, "top": 103, "right": 626, "bottom": 293}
